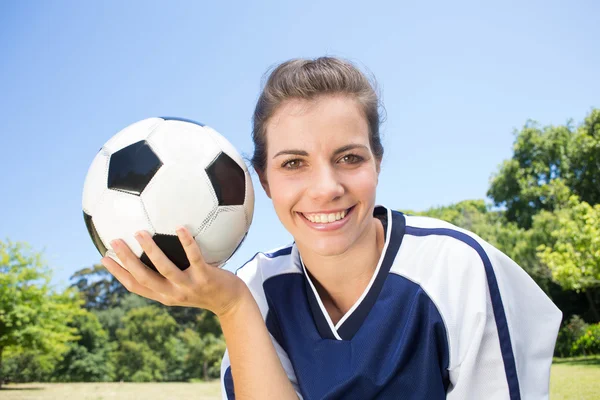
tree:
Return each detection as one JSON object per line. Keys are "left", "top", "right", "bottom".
{"left": 178, "top": 328, "right": 226, "bottom": 381}
{"left": 95, "top": 293, "right": 150, "bottom": 342}
{"left": 0, "top": 240, "right": 82, "bottom": 387}
{"left": 52, "top": 310, "right": 115, "bottom": 382}
{"left": 488, "top": 108, "right": 600, "bottom": 229}
{"left": 70, "top": 264, "right": 128, "bottom": 310}
{"left": 113, "top": 305, "right": 178, "bottom": 381}
{"left": 535, "top": 196, "right": 600, "bottom": 320}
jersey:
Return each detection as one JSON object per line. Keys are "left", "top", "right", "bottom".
{"left": 220, "top": 206, "right": 562, "bottom": 399}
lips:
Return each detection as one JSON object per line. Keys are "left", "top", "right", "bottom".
{"left": 299, "top": 206, "right": 355, "bottom": 225}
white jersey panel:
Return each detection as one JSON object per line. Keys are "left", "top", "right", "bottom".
{"left": 402, "top": 215, "right": 561, "bottom": 399}
{"left": 481, "top": 240, "right": 561, "bottom": 399}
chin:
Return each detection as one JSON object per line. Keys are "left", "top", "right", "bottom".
{"left": 302, "top": 235, "right": 354, "bottom": 258}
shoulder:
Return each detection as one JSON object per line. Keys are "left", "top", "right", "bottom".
{"left": 234, "top": 243, "right": 300, "bottom": 283}
{"left": 232, "top": 243, "right": 302, "bottom": 318}
{"left": 400, "top": 212, "right": 498, "bottom": 265}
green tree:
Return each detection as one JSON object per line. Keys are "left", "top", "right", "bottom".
{"left": 95, "top": 293, "right": 150, "bottom": 342}
{"left": 113, "top": 305, "right": 178, "bottom": 381}
{"left": 52, "top": 310, "right": 115, "bottom": 382}
{"left": 112, "top": 340, "right": 166, "bottom": 382}
{"left": 488, "top": 108, "right": 600, "bottom": 229}
{"left": 535, "top": 196, "right": 600, "bottom": 320}
{"left": 0, "top": 240, "right": 82, "bottom": 387}
{"left": 178, "top": 328, "right": 225, "bottom": 381}
{"left": 70, "top": 263, "right": 128, "bottom": 310}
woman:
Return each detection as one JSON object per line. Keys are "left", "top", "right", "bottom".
{"left": 102, "top": 57, "right": 561, "bottom": 399}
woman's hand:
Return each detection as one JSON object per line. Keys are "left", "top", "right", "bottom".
{"left": 101, "top": 226, "right": 246, "bottom": 317}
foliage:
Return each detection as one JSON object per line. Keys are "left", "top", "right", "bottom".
{"left": 488, "top": 108, "right": 600, "bottom": 230}
{"left": 572, "top": 323, "right": 600, "bottom": 356}
{"left": 571, "top": 323, "right": 600, "bottom": 356}
{"left": 535, "top": 196, "right": 600, "bottom": 292}
{"left": 94, "top": 293, "right": 151, "bottom": 342}
{"left": 70, "top": 263, "right": 128, "bottom": 310}
{"left": 112, "top": 340, "right": 166, "bottom": 382}
{"left": 555, "top": 315, "right": 588, "bottom": 357}
{"left": 0, "top": 240, "right": 82, "bottom": 387}
{"left": 112, "top": 305, "right": 178, "bottom": 381}
{"left": 52, "top": 310, "right": 115, "bottom": 382}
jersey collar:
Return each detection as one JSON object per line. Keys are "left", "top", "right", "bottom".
{"left": 299, "top": 205, "right": 406, "bottom": 341}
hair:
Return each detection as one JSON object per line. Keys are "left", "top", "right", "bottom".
{"left": 251, "top": 56, "right": 385, "bottom": 174}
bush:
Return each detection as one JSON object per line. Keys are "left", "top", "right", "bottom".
{"left": 572, "top": 323, "right": 600, "bottom": 356}
{"left": 555, "top": 315, "right": 588, "bottom": 357}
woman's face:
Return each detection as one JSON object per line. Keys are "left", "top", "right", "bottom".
{"left": 261, "top": 95, "right": 380, "bottom": 257}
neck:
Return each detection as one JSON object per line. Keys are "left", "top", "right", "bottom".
{"left": 298, "top": 217, "right": 385, "bottom": 324}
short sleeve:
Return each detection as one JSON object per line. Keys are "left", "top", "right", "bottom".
{"left": 446, "top": 241, "right": 562, "bottom": 400}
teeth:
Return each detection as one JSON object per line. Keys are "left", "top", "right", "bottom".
{"left": 303, "top": 209, "right": 348, "bottom": 224}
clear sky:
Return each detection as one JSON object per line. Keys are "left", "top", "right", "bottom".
{"left": 1, "top": 0, "right": 598, "bottom": 290}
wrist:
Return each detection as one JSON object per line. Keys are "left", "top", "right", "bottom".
{"left": 215, "top": 279, "right": 252, "bottom": 321}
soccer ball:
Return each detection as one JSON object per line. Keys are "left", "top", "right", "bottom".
{"left": 82, "top": 117, "right": 254, "bottom": 270}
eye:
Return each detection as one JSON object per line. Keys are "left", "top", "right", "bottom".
{"left": 281, "top": 158, "right": 303, "bottom": 169}
{"left": 338, "top": 154, "right": 364, "bottom": 164}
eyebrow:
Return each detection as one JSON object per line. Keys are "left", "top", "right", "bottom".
{"left": 272, "top": 143, "right": 368, "bottom": 159}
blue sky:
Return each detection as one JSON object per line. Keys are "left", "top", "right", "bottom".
{"left": 1, "top": 0, "right": 598, "bottom": 290}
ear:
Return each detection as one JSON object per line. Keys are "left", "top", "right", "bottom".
{"left": 375, "top": 158, "right": 382, "bottom": 174}
{"left": 258, "top": 170, "right": 271, "bottom": 199}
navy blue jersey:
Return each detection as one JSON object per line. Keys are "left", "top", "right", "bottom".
{"left": 221, "top": 206, "right": 561, "bottom": 399}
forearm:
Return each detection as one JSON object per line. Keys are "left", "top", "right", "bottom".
{"left": 219, "top": 285, "right": 298, "bottom": 400}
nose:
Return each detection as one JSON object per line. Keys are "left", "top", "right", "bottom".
{"left": 307, "top": 163, "right": 345, "bottom": 201}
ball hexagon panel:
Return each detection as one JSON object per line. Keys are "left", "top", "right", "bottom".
{"left": 140, "top": 234, "right": 190, "bottom": 272}
{"left": 141, "top": 163, "right": 218, "bottom": 235}
{"left": 107, "top": 140, "right": 163, "bottom": 196}
{"left": 146, "top": 120, "right": 221, "bottom": 167}
{"left": 103, "top": 117, "right": 163, "bottom": 154}
{"left": 206, "top": 152, "right": 246, "bottom": 206}
{"left": 82, "top": 149, "right": 110, "bottom": 214}
{"left": 92, "top": 189, "right": 155, "bottom": 260}
{"left": 83, "top": 211, "right": 108, "bottom": 256}
{"left": 194, "top": 206, "right": 247, "bottom": 265}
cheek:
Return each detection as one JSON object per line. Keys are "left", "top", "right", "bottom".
{"left": 345, "top": 167, "right": 378, "bottom": 196}
{"left": 267, "top": 174, "right": 303, "bottom": 212}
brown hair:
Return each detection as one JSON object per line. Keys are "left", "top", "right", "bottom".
{"left": 251, "top": 57, "right": 385, "bottom": 173}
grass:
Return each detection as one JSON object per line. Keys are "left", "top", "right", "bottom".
{"left": 550, "top": 356, "right": 600, "bottom": 400}
{"left": 0, "top": 381, "right": 222, "bottom": 400}
{"left": 2, "top": 357, "right": 599, "bottom": 399}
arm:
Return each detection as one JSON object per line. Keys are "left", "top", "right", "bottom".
{"left": 218, "top": 286, "right": 300, "bottom": 400}
{"left": 102, "top": 228, "right": 298, "bottom": 400}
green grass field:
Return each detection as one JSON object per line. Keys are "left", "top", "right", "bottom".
{"left": 0, "top": 381, "right": 222, "bottom": 400}
{"left": 2, "top": 357, "right": 599, "bottom": 399}
{"left": 550, "top": 356, "right": 600, "bottom": 400}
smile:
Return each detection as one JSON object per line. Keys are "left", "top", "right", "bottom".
{"left": 299, "top": 206, "right": 354, "bottom": 224}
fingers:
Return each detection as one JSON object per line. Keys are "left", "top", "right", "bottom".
{"left": 110, "top": 238, "right": 177, "bottom": 296}
{"left": 133, "top": 231, "right": 189, "bottom": 286}
{"left": 176, "top": 226, "right": 207, "bottom": 272}
{"left": 101, "top": 256, "right": 173, "bottom": 305}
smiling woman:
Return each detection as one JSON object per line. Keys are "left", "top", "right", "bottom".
{"left": 101, "top": 57, "right": 562, "bottom": 400}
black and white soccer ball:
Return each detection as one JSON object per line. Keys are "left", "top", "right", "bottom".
{"left": 82, "top": 117, "right": 254, "bottom": 270}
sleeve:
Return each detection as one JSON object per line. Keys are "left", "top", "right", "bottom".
{"left": 219, "top": 253, "right": 303, "bottom": 400}
{"left": 446, "top": 240, "right": 562, "bottom": 400}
